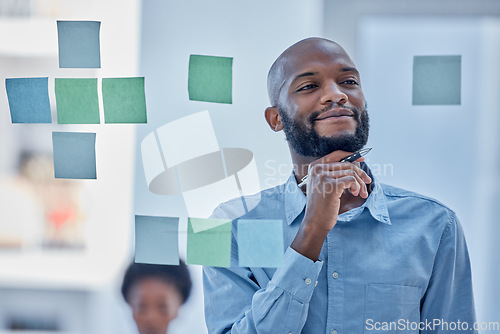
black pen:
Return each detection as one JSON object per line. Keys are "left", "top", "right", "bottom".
{"left": 297, "top": 148, "right": 372, "bottom": 188}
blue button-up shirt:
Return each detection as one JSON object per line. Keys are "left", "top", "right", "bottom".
{"left": 203, "top": 167, "right": 476, "bottom": 334}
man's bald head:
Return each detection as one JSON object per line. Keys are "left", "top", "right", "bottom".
{"left": 267, "top": 37, "right": 350, "bottom": 107}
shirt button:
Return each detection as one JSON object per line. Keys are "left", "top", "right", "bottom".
{"left": 305, "top": 278, "right": 312, "bottom": 285}
{"left": 332, "top": 330, "right": 338, "bottom": 334}
{"left": 332, "top": 272, "right": 339, "bottom": 279}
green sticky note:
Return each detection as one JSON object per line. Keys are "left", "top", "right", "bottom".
{"left": 187, "top": 218, "right": 231, "bottom": 267}
{"left": 412, "top": 55, "right": 461, "bottom": 105}
{"left": 55, "top": 78, "right": 100, "bottom": 124}
{"left": 238, "top": 220, "right": 284, "bottom": 268}
{"left": 135, "top": 215, "right": 179, "bottom": 265}
{"left": 190, "top": 217, "right": 232, "bottom": 233}
{"left": 52, "top": 132, "right": 96, "bottom": 179}
{"left": 102, "top": 77, "right": 147, "bottom": 123}
{"left": 188, "top": 55, "right": 232, "bottom": 104}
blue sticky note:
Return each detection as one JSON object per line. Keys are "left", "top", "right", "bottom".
{"left": 412, "top": 55, "right": 461, "bottom": 105}
{"left": 52, "top": 132, "right": 97, "bottom": 179}
{"left": 5, "top": 77, "right": 52, "bottom": 123}
{"left": 237, "top": 219, "right": 284, "bottom": 268}
{"left": 135, "top": 215, "right": 180, "bottom": 265}
{"left": 57, "top": 21, "right": 101, "bottom": 68}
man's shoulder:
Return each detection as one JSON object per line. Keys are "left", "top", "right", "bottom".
{"left": 380, "top": 183, "right": 457, "bottom": 217}
{"left": 210, "top": 183, "right": 285, "bottom": 220}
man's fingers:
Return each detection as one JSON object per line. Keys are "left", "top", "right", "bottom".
{"left": 309, "top": 169, "right": 369, "bottom": 198}
{"left": 310, "top": 162, "right": 372, "bottom": 185}
{"left": 326, "top": 175, "right": 363, "bottom": 197}
{"left": 326, "top": 169, "right": 368, "bottom": 198}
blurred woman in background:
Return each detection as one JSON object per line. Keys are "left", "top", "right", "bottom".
{"left": 121, "top": 261, "right": 192, "bottom": 334}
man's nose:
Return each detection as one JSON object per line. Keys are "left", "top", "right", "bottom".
{"left": 320, "top": 81, "right": 348, "bottom": 105}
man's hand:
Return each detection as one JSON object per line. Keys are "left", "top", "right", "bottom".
{"left": 291, "top": 150, "right": 372, "bottom": 261}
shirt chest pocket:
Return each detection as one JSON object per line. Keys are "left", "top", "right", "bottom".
{"left": 364, "top": 283, "right": 421, "bottom": 334}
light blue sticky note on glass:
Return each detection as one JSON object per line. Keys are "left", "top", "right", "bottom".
{"left": 57, "top": 21, "right": 101, "bottom": 68}
{"left": 238, "top": 219, "right": 284, "bottom": 268}
{"left": 52, "top": 132, "right": 97, "bottom": 179}
{"left": 5, "top": 77, "right": 52, "bottom": 123}
{"left": 412, "top": 55, "right": 461, "bottom": 105}
{"left": 135, "top": 215, "right": 179, "bottom": 265}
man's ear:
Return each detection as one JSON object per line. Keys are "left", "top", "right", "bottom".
{"left": 265, "top": 107, "right": 283, "bottom": 132}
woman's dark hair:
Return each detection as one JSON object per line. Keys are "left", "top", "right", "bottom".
{"left": 121, "top": 260, "right": 192, "bottom": 304}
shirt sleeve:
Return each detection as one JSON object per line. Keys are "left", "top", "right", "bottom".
{"left": 420, "top": 212, "right": 477, "bottom": 333}
{"left": 203, "top": 246, "right": 323, "bottom": 334}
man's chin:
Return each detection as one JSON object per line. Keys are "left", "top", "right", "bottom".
{"left": 316, "top": 130, "right": 357, "bottom": 142}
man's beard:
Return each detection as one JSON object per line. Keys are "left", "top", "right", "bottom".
{"left": 278, "top": 103, "right": 370, "bottom": 158}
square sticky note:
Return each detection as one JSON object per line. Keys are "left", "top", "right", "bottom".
{"left": 188, "top": 55, "right": 232, "bottom": 104}
{"left": 238, "top": 220, "right": 284, "bottom": 268}
{"left": 52, "top": 132, "right": 96, "bottom": 179}
{"left": 412, "top": 55, "right": 461, "bottom": 105}
{"left": 102, "top": 77, "right": 147, "bottom": 123}
{"left": 135, "top": 215, "right": 179, "bottom": 265}
{"left": 55, "top": 78, "right": 100, "bottom": 124}
{"left": 187, "top": 218, "right": 231, "bottom": 267}
{"left": 57, "top": 21, "right": 101, "bottom": 68}
{"left": 5, "top": 77, "right": 52, "bottom": 123}
{"left": 189, "top": 218, "right": 232, "bottom": 233}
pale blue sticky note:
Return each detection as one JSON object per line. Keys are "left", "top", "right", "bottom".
{"left": 57, "top": 21, "right": 101, "bottom": 68}
{"left": 412, "top": 55, "right": 461, "bottom": 105}
{"left": 237, "top": 219, "right": 284, "bottom": 268}
{"left": 52, "top": 132, "right": 96, "bottom": 179}
{"left": 5, "top": 77, "right": 51, "bottom": 123}
{"left": 135, "top": 215, "right": 179, "bottom": 265}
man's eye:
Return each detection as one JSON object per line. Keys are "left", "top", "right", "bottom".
{"left": 297, "top": 84, "right": 317, "bottom": 91}
{"left": 342, "top": 80, "right": 359, "bottom": 85}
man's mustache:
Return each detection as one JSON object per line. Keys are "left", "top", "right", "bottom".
{"left": 308, "top": 103, "right": 360, "bottom": 123}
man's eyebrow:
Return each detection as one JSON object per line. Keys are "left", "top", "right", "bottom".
{"left": 292, "top": 72, "right": 318, "bottom": 83}
{"left": 340, "top": 67, "right": 359, "bottom": 75}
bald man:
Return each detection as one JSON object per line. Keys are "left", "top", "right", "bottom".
{"left": 203, "top": 38, "right": 476, "bottom": 334}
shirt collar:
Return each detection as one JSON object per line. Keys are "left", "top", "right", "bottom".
{"left": 283, "top": 162, "right": 392, "bottom": 226}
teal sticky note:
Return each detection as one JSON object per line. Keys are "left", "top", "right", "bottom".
{"left": 55, "top": 78, "right": 100, "bottom": 124}
{"left": 57, "top": 21, "right": 101, "bottom": 68}
{"left": 412, "top": 55, "right": 461, "bottom": 105}
{"left": 5, "top": 77, "right": 52, "bottom": 123}
{"left": 102, "top": 77, "right": 147, "bottom": 123}
{"left": 190, "top": 217, "right": 232, "bottom": 233}
{"left": 188, "top": 55, "right": 233, "bottom": 104}
{"left": 238, "top": 220, "right": 284, "bottom": 268}
{"left": 135, "top": 215, "right": 179, "bottom": 265}
{"left": 187, "top": 218, "right": 231, "bottom": 267}
{"left": 52, "top": 132, "right": 96, "bottom": 179}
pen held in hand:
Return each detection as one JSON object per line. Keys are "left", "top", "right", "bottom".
{"left": 297, "top": 147, "right": 372, "bottom": 188}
